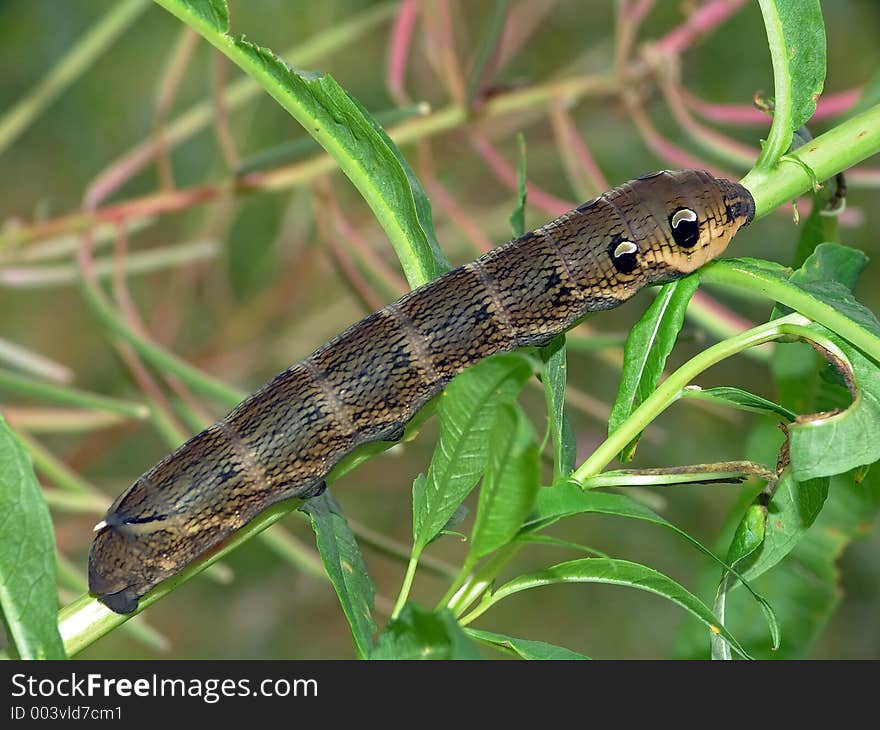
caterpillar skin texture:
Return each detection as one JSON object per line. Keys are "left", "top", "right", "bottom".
{"left": 89, "top": 169, "right": 755, "bottom": 614}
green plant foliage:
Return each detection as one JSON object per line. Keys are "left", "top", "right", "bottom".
{"left": 371, "top": 604, "right": 480, "bottom": 659}
{"left": 608, "top": 274, "right": 700, "bottom": 460}
{"left": 680, "top": 386, "right": 796, "bottom": 421}
{"left": 413, "top": 355, "right": 532, "bottom": 550}
{"left": 0, "top": 416, "right": 65, "bottom": 659}
{"left": 464, "top": 557, "right": 752, "bottom": 659}
{"left": 7, "top": 0, "right": 879, "bottom": 660}
{"left": 154, "top": 0, "right": 448, "bottom": 288}
{"left": 774, "top": 0, "right": 826, "bottom": 132}
{"left": 540, "top": 335, "right": 577, "bottom": 482}
{"left": 301, "top": 492, "right": 377, "bottom": 659}
{"left": 465, "top": 628, "right": 590, "bottom": 660}
{"left": 468, "top": 404, "right": 540, "bottom": 560}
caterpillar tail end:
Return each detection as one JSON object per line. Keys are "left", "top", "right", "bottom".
{"left": 88, "top": 519, "right": 143, "bottom": 615}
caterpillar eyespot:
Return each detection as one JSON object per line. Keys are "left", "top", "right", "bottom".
{"left": 88, "top": 169, "right": 755, "bottom": 614}
{"left": 613, "top": 240, "right": 638, "bottom": 258}
{"left": 670, "top": 207, "right": 700, "bottom": 248}
{"left": 610, "top": 239, "right": 639, "bottom": 274}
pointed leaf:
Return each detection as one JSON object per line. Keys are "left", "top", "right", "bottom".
{"left": 371, "top": 604, "right": 480, "bottom": 659}
{"left": 469, "top": 404, "right": 540, "bottom": 560}
{"left": 0, "top": 415, "right": 65, "bottom": 659}
{"left": 466, "top": 628, "right": 590, "bottom": 660}
{"left": 609, "top": 274, "right": 700, "bottom": 460}
{"left": 413, "top": 355, "right": 532, "bottom": 548}
{"left": 301, "top": 491, "right": 376, "bottom": 658}
{"left": 482, "top": 557, "right": 751, "bottom": 659}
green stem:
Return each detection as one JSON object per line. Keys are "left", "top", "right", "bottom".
{"left": 391, "top": 550, "right": 422, "bottom": 619}
{"left": 754, "top": 0, "right": 793, "bottom": 170}
{"left": 0, "top": 368, "right": 148, "bottom": 419}
{"left": 446, "top": 544, "right": 522, "bottom": 618}
{"left": 573, "top": 313, "right": 806, "bottom": 481}
{"left": 700, "top": 259, "right": 880, "bottom": 362}
{"left": 742, "top": 103, "right": 880, "bottom": 218}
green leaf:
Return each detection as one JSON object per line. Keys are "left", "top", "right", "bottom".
{"left": 154, "top": 0, "right": 448, "bottom": 289}
{"left": 0, "top": 415, "right": 65, "bottom": 659}
{"left": 772, "top": 244, "right": 866, "bottom": 412}
{"left": 740, "top": 469, "right": 829, "bottom": 582}
{"left": 688, "top": 470, "right": 880, "bottom": 659}
{"left": 413, "top": 355, "right": 532, "bottom": 549}
{"left": 776, "top": 0, "right": 826, "bottom": 131}
{"left": 540, "top": 334, "right": 577, "bottom": 483}
{"left": 755, "top": 0, "right": 826, "bottom": 167}
{"left": 608, "top": 274, "right": 700, "bottom": 460}
{"left": 371, "top": 604, "right": 480, "bottom": 659}
{"left": 680, "top": 385, "right": 796, "bottom": 421}
{"left": 701, "top": 258, "right": 880, "bottom": 362}
{"left": 178, "top": 0, "right": 228, "bottom": 32}
{"left": 301, "top": 491, "right": 376, "bottom": 659}
{"left": 466, "top": 628, "right": 590, "bottom": 660}
{"left": 475, "top": 557, "right": 751, "bottom": 659}
{"left": 764, "top": 244, "right": 880, "bottom": 480}
{"left": 468, "top": 404, "right": 540, "bottom": 560}
{"left": 523, "top": 482, "right": 778, "bottom": 646}
{"left": 711, "top": 504, "right": 767, "bottom": 660}
{"left": 788, "top": 329, "right": 880, "bottom": 480}
{"left": 508, "top": 133, "right": 527, "bottom": 237}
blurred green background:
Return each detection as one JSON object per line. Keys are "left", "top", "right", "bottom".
{"left": 1, "top": 0, "right": 878, "bottom": 658}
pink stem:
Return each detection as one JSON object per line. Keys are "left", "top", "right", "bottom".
{"left": 387, "top": 0, "right": 419, "bottom": 105}
{"left": 682, "top": 87, "right": 862, "bottom": 127}
{"left": 657, "top": 0, "right": 749, "bottom": 55}
{"left": 471, "top": 135, "right": 573, "bottom": 217}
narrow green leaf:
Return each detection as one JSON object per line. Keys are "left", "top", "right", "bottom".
{"left": 413, "top": 355, "right": 532, "bottom": 549}
{"left": 711, "top": 504, "right": 767, "bottom": 660}
{"left": 301, "top": 491, "right": 376, "bottom": 659}
{"left": 540, "top": 334, "right": 577, "bottom": 483}
{"left": 477, "top": 557, "right": 751, "bottom": 659}
{"left": 466, "top": 628, "right": 590, "bottom": 660}
{"left": 178, "top": 0, "right": 229, "bottom": 32}
{"left": 681, "top": 385, "right": 796, "bottom": 421}
{"left": 755, "top": 0, "right": 826, "bottom": 167}
{"left": 469, "top": 404, "right": 540, "bottom": 560}
{"left": 776, "top": 0, "right": 826, "bottom": 131}
{"left": 371, "top": 604, "right": 480, "bottom": 659}
{"left": 509, "top": 133, "right": 527, "bottom": 237}
{"left": 466, "top": 0, "right": 510, "bottom": 105}
{"left": 608, "top": 274, "right": 700, "bottom": 460}
{"left": 0, "top": 415, "right": 65, "bottom": 659}
{"left": 740, "top": 469, "right": 829, "bottom": 582}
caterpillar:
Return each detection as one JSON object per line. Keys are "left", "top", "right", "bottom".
{"left": 89, "top": 168, "right": 755, "bottom": 614}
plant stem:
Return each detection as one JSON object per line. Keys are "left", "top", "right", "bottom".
{"left": 0, "top": 368, "right": 148, "bottom": 419}
{"left": 391, "top": 550, "right": 422, "bottom": 619}
{"left": 742, "top": 102, "right": 880, "bottom": 218}
{"left": 573, "top": 313, "right": 806, "bottom": 481}
{"left": 753, "top": 0, "right": 793, "bottom": 169}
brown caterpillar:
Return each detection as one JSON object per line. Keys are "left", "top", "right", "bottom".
{"left": 89, "top": 169, "right": 755, "bottom": 614}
